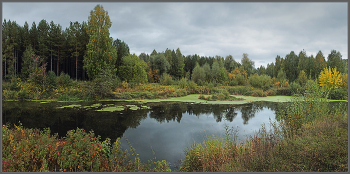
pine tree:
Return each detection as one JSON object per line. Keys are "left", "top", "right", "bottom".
{"left": 314, "top": 51, "right": 327, "bottom": 79}
{"left": 48, "top": 21, "right": 56, "bottom": 72}
{"left": 283, "top": 51, "right": 298, "bottom": 82}
{"left": 274, "top": 55, "right": 283, "bottom": 78}
{"left": 29, "top": 22, "right": 39, "bottom": 54}
{"left": 175, "top": 48, "right": 185, "bottom": 79}
{"left": 2, "top": 19, "right": 11, "bottom": 79}
{"left": 113, "top": 38, "right": 130, "bottom": 71}
{"left": 327, "top": 50, "right": 344, "bottom": 73}
{"left": 37, "top": 19, "right": 50, "bottom": 70}
{"left": 297, "top": 70, "right": 307, "bottom": 87}
{"left": 68, "top": 21, "right": 83, "bottom": 81}
{"left": 297, "top": 50, "right": 308, "bottom": 74}
{"left": 21, "top": 45, "right": 35, "bottom": 80}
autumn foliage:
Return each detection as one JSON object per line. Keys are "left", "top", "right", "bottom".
{"left": 318, "top": 67, "right": 342, "bottom": 90}
{"left": 147, "top": 69, "right": 160, "bottom": 83}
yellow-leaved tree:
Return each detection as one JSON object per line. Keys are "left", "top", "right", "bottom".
{"left": 318, "top": 67, "right": 342, "bottom": 90}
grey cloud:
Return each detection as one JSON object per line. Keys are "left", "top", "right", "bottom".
{"left": 3, "top": 2, "right": 347, "bottom": 67}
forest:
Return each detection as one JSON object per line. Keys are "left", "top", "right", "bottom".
{"left": 2, "top": 5, "right": 348, "bottom": 101}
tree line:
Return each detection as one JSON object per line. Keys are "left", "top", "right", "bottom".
{"left": 2, "top": 5, "right": 348, "bottom": 86}
{"left": 2, "top": 14, "right": 130, "bottom": 81}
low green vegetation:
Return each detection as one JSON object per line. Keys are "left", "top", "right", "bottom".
{"left": 179, "top": 80, "right": 348, "bottom": 172}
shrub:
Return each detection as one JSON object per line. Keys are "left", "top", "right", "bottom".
{"left": 209, "top": 89, "right": 230, "bottom": 101}
{"left": 265, "top": 89, "right": 276, "bottom": 96}
{"left": 207, "top": 82, "right": 215, "bottom": 93}
{"left": 178, "top": 77, "right": 187, "bottom": 89}
{"left": 197, "top": 79, "right": 204, "bottom": 86}
{"left": 216, "top": 93, "right": 226, "bottom": 100}
{"left": 28, "top": 60, "right": 47, "bottom": 91}
{"left": 128, "top": 78, "right": 139, "bottom": 89}
{"left": 66, "top": 88, "right": 83, "bottom": 99}
{"left": 248, "top": 74, "right": 260, "bottom": 88}
{"left": 243, "top": 90, "right": 253, "bottom": 96}
{"left": 248, "top": 74, "right": 273, "bottom": 90}
{"left": 212, "top": 80, "right": 218, "bottom": 87}
{"left": 289, "top": 82, "right": 304, "bottom": 95}
{"left": 187, "top": 80, "right": 197, "bottom": 93}
{"left": 212, "top": 88, "right": 230, "bottom": 97}
{"left": 3, "top": 90, "right": 18, "bottom": 100}
{"left": 251, "top": 89, "right": 267, "bottom": 97}
{"left": 211, "top": 94, "right": 218, "bottom": 100}
{"left": 2, "top": 82, "right": 11, "bottom": 90}
{"left": 89, "top": 69, "right": 116, "bottom": 100}
{"left": 2, "top": 123, "right": 58, "bottom": 172}
{"left": 260, "top": 74, "right": 273, "bottom": 90}
{"left": 192, "top": 64, "right": 205, "bottom": 84}
{"left": 159, "top": 73, "right": 173, "bottom": 86}
{"left": 44, "top": 71, "right": 58, "bottom": 91}
{"left": 111, "top": 77, "right": 121, "bottom": 90}
{"left": 57, "top": 72, "right": 72, "bottom": 88}
{"left": 175, "top": 89, "right": 187, "bottom": 97}
{"left": 328, "top": 88, "right": 348, "bottom": 100}
{"left": 235, "top": 74, "right": 246, "bottom": 85}
{"left": 276, "top": 80, "right": 329, "bottom": 137}
{"left": 206, "top": 96, "right": 211, "bottom": 101}
{"left": 121, "top": 81, "right": 129, "bottom": 89}
{"left": 198, "top": 94, "right": 206, "bottom": 100}
{"left": 276, "top": 87, "right": 291, "bottom": 96}
{"left": 225, "top": 86, "right": 254, "bottom": 95}
{"left": 18, "top": 87, "right": 30, "bottom": 101}
{"left": 9, "top": 77, "right": 22, "bottom": 91}
{"left": 228, "top": 79, "right": 238, "bottom": 86}
{"left": 2, "top": 124, "right": 172, "bottom": 172}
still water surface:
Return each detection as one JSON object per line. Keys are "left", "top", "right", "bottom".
{"left": 2, "top": 100, "right": 324, "bottom": 167}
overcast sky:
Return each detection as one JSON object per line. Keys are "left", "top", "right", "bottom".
{"left": 3, "top": 2, "right": 348, "bottom": 68}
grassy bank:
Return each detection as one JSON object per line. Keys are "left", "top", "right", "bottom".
{"left": 179, "top": 113, "right": 347, "bottom": 172}
{"left": 179, "top": 81, "right": 348, "bottom": 172}
{"left": 2, "top": 76, "right": 348, "bottom": 103}
{"left": 0, "top": 79, "right": 295, "bottom": 102}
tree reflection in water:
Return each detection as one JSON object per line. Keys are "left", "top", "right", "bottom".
{"left": 2, "top": 101, "right": 284, "bottom": 141}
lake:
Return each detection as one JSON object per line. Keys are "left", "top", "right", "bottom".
{"left": 2, "top": 100, "right": 345, "bottom": 169}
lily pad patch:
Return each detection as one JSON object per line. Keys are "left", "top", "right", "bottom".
{"left": 56, "top": 104, "right": 82, "bottom": 109}
{"left": 96, "top": 106, "right": 125, "bottom": 112}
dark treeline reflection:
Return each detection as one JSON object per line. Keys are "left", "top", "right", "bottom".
{"left": 3, "top": 101, "right": 279, "bottom": 141}
{"left": 148, "top": 101, "right": 277, "bottom": 123}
